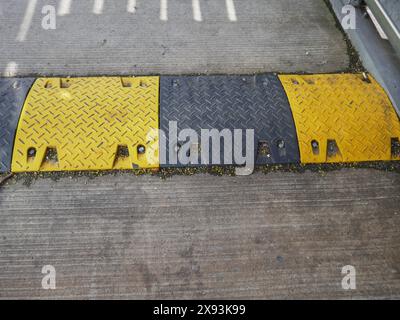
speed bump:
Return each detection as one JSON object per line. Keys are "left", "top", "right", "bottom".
{"left": 279, "top": 74, "right": 400, "bottom": 163}
{"left": 12, "top": 77, "right": 159, "bottom": 172}
{"left": 0, "top": 78, "right": 35, "bottom": 173}
{"left": 160, "top": 75, "right": 300, "bottom": 167}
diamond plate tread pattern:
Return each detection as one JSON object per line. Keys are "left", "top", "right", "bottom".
{"left": 160, "top": 75, "right": 300, "bottom": 166}
{"left": 279, "top": 74, "right": 400, "bottom": 163}
{"left": 12, "top": 77, "right": 159, "bottom": 172}
{"left": 0, "top": 78, "right": 34, "bottom": 173}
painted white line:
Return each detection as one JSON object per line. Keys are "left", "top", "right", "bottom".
{"left": 93, "top": 0, "right": 104, "bottom": 15}
{"left": 225, "top": 0, "right": 237, "bottom": 22}
{"left": 58, "top": 0, "right": 72, "bottom": 16}
{"left": 160, "top": 0, "right": 168, "bottom": 21}
{"left": 16, "top": 0, "right": 38, "bottom": 42}
{"left": 127, "top": 0, "right": 136, "bottom": 13}
{"left": 192, "top": 0, "right": 202, "bottom": 22}
{"left": 372, "top": 0, "right": 400, "bottom": 40}
{"left": 366, "top": 7, "right": 388, "bottom": 40}
{"left": 4, "top": 62, "right": 18, "bottom": 77}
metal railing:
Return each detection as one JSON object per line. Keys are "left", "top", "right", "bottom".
{"left": 365, "top": 0, "right": 400, "bottom": 57}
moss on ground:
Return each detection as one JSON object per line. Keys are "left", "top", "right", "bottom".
{"left": 1, "top": 162, "right": 399, "bottom": 188}
{"left": 322, "top": 0, "right": 365, "bottom": 73}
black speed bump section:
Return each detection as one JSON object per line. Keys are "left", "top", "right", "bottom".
{"left": 0, "top": 78, "right": 34, "bottom": 172}
{"left": 160, "top": 75, "right": 300, "bottom": 167}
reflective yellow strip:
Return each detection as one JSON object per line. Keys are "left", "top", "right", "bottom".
{"left": 12, "top": 77, "right": 159, "bottom": 172}
{"left": 279, "top": 74, "right": 400, "bottom": 163}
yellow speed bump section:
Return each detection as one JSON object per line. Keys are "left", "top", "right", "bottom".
{"left": 279, "top": 74, "right": 400, "bottom": 163}
{"left": 12, "top": 77, "right": 159, "bottom": 172}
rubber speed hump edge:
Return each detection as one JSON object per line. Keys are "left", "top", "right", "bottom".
{"left": 279, "top": 74, "right": 400, "bottom": 163}
{"left": 0, "top": 78, "right": 35, "bottom": 173}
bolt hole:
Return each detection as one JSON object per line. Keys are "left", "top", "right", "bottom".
{"left": 327, "top": 139, "right": 340, "bottom": 158}
{"left": 258, "top": 140, "right": 270, "bottom": 157}
{"left": 116, "top": 145, "right": 130, "bottom": 158}
{"left": 137, "top": 145, "right": 146, "bottom": 155}
{"left": 44, "top": 147, "right": 58, "bottom": 162}
{"left": 60, "top": 79, "right": 71, "bottom": 88}
{"left": 27, "top": 147, "right": 36, "bottom": 160}
{"left": 292, "top": 79, "right": 299, "bottom": 85}
{"left": 121, "top": 79, "right": 132, "bottom": 88}
{"left": 311, "top": 140, "right": 319, "bottom": 155}
{"left": 391, "top": 138, "right": 400, "bottom": 158}
{"left": 37, "top": 147, "right": 59, "bottom": 169}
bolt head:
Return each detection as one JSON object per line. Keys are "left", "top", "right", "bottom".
{"left": 28, "top": 148, "right": 36, "bottom": 157}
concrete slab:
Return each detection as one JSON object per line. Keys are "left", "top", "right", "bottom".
{"left": 0, "top": 0, "right": 349, "bottom": 76}
{"left": 0, "top": 169, "right": 399, "bottom": 299}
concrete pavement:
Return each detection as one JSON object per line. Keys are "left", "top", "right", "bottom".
{"left": 0, "top": 169, "right": 400, "bottom": 299}
{"left": 1, "top": 0, "right": 400, "bottom": 300}
{"left": 0, "top": 0, "right": 349, "bottom": 76}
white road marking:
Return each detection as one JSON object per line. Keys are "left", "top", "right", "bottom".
{"left": 127, "top": 0, "right": 137, "bottom": 13}
{"left": 16, "top": 0, "right": 38, "bottom": 42}
{"left": 93, "top": 0, "right": 104, "bottom": 15}
{"left": 4, "top": 62, "right": 18, "bottom": 77}
{"left": 366, "top": 7, "right": 388, "bottom": 39}
{"left": 58, "top": 0, "right": 72, "bottom": 16}
{"left": 160, "top": 0, "right": 167, "bottom": 21}
{"left": 192, "top": 0, "right": 202, "bottom": 22}
{"left": 225, "top": 0, "right": 237, "bottom": 22}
